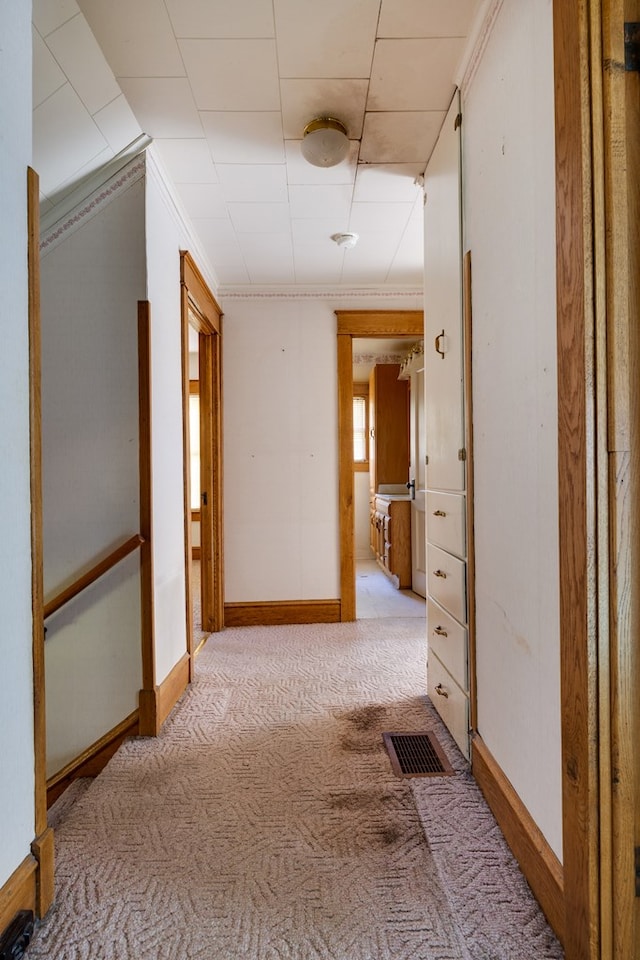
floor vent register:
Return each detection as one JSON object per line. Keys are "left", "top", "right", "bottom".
{"left": 383, "top": 732, "right": 455, "bottom": 778}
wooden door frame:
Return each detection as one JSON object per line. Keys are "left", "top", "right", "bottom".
{"left": 180, "top": 252, "right": 224, "bottom": 673}
{"left": 554, "top": 1, "right": 638, "bottom": 956}
{"left": 336, "top": 310, "right": 423, "bottom": 621}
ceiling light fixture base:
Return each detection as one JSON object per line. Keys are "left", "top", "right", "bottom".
{"left": 301, "top": 117, "right": 349, "bottom": 168}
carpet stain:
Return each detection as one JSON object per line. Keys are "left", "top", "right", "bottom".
{"left": 376, "top": 825, "right": 402, "bottom": 846}
{"left": 338, "top": 733, "right": 383, "bottom": 754}
{"left": 340, "top": 704, "right": 387, "bottom": 731}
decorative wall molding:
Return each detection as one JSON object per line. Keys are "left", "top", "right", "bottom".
{"left": 457, "top": 0, "right": 505, "bottom": 95}
{"left": 353, "top": 352, "right": 405, "bottom": 366}
{"left": 218, "top": 287, "right": 424, "bottom": 303}
{"left": 40, "top": 154, "right": 146, "bottom": 257}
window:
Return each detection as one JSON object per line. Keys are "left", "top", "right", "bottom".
{"left": 353, "top": 384, "right": 369, "bottom": 468}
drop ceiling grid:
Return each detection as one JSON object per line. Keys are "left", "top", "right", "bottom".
{"left": 35, "top": 0, "right": 482, "bottom": 286}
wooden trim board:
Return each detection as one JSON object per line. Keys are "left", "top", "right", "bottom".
{"left": 224, "top": 600, "right": 341, "bottom": 627}
{"left": 46, "top": 711, "right": 140, "bottom": 807}
{"left": 27, "top": 166, "right": 50, "bottom": 920}
{"left": 137, "top": 303, "right": 156, "bottom": 736}
{"left": 30, "top": 828, "right": 54, "bottom": 919}
{"left": 336, "top": 311, "right": 423, "bottom": 337}
{"left": 157, "top": 654, "right": 190, "bottom": 730}
{"left": 472, "top": 735, "right": 564, "bottom": 943}
{"left": 553, "top": 2, "right": 601, "bottom": 957}
{"left": 0, "top": 857, "right": 37, "bottom": 935}
{"left": 138, "top": 654, "right": 190, "bottom": 740}
{"left": 180, "top": 275, "right": 195, "bottom": 674}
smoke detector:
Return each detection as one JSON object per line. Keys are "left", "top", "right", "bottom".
{"left": 331, "top": 232, "right": 359, "bottom": 250}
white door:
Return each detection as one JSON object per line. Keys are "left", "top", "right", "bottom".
{"left": 409, "top": 363, "right": 427, "bottom": 597}
{"left": 424, "top": 96, "right": 464, "bottom": 493}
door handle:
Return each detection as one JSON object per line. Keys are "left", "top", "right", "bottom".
{"left": 433, "top": 569, "right": 447, "bottom": 579}
{"left": 433, "top": 510, "right": 447, "bottom": 517}
{"left": 435, "top": 683, "right": 449, "bottom": 699}
{"left": 433, "top": 626, "right": 448, "bottom": 637}
{"left": 435, "top": 329, "right": 446, "bottom": 359}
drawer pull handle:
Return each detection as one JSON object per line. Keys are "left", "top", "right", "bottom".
{"left": 435, "top": 329, "right": 446, "bottom": 359}
{"left": 435, "top": 683, "right": 449, "bottom": 699}
{"left": 433, "top": 626, "right": 448, "bottom": 637}
{"left": 433, "top": 510, "right": 447, "bottom": 517}
{"left": 433, "top": 569, "right": 447, "bottom": 578}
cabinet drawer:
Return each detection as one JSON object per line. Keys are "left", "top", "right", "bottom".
{"left": 427, "top": 597, "right": 468, "bottom": 692}
{"left": 427, "top": 544, "right": 466, "bottom": 623}
{"left": 427, "top": 492, "right": 466, "bottom": 558}
{"left": 427, "top": 652, "right": 470, "bottom": 760}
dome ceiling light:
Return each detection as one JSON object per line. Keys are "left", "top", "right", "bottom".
{"left": 301, "top": 117, "right": 349, "bottom": 168}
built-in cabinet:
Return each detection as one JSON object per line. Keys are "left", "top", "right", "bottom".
{"left": 368, "top": 363, "right": 409, "bottom": 492}
{"left": 368, "top": 363, "right": 411, "bottom": 588}
{"left": 424, "top": 92, "right": 472, "bottom": 761}
{"left": 370, "top": 495, "right": 411, "bottom": 588}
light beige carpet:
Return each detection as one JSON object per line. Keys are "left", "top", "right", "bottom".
{"left": 34, "top": 618, "right": 563, "bottom": 959}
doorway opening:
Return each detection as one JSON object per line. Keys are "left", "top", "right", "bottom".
{"left": 336, "top": 310, "right": 424, "bottom": 622}
{"left": 180, "top": 252, "right": 223, "bottom": 677}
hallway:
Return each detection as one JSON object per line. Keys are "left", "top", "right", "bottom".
{"left": 34, "top": 617, "right": 563, "bottom": 959}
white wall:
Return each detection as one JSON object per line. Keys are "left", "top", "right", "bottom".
{"left": 354, "top": 472, "right": 372, "bottom": 560}
{"left": 144, "top": 158, "right": 190, "bottom": 683}
{"left": 0, "top": 0, "right": 36, "bottom": 886}
{"left": 222, "top": 294, "right": 421, "bottom": 602}
{"left": 462, "top": 0, "right": 562, "bottom": 857}
{"left": 40, "top": 174, "right": 146, "bottom": 776}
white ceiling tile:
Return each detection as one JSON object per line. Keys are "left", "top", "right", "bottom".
{"left": 118, "top": 78, "right": 203, "bottom": 138}
{"left": 368, "top": 38, "right": 463, "bottom": 111}
{"left": 33, "top": 83, "right": 108, "bottom": 195}
{"left": 289, "top": 184, "right": 354, "bottom": 220}
{"left": 190, "top": 218, "right": 244, "bottom": 261}
{"left": 228, "top": 202, "right": 291, "bottom": 234}
{"left": 285, "top": 140, "right": 358, "bottom": 186}
{"left": 32, "top": 0, "right": 80, "bottom": 38}
{"left": 377, "top": 0, "right": 480, "bottom": 38}
{"left": 280, "top": 78, "right": 368, "bottom": 139}
{"left": 354, "top": 163, "right": 424, "bottom": 201}
{"left": 180, "top": 39, "right": 280, "bottom": 111}
{"left": 216, "top": 164, "right": 288, "bottom": 202}
{"left": 291, "top": 219, "right": 350, "bottom": 243}
{"left": 238, "top": 234, "right": 295, "bottom": 283}
{"left": 165, "top": 0, "right": 275, "bottom": 38}
{"left": 78, "top": 0, "right": 184, "bottom": 77}
{"left": 341, "top": 262, "right": 391, "bottom": 285}
{"left": 32, "top": 28, "right": 66, "bottom": 108}
{"left": 341, "top": 233, "right": 399, "bottom": 283}
{"left": 46, "top": 14, "right": 121, "bottom": 115}
{"left": 154, "top": 140, "right": 218, "bottom": 183}
{"left": 274, "top": 0, "right": 381, "bottom": 78}
{"left": 92, "top": 93, "right": 143, "bottom": 151}
{"left": 349, "top": 200, "right": 414, "bottom": 234}
{"left": 294, "top": 243, "right": 345, "bottom": 283}
{"left": 202, "top": 112, "right": 284, "bottom": 164}
{"left": 215, "top": 263, "right": 252, "bottom": 285}
{"left": 360, "top": 110, "right": 445, "bottom": 163}
{"left": 177, "top": 183, "right": 228, "bottom": 219}
{"left": 166, "top": 0, "right": 275, "bottom": 39}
